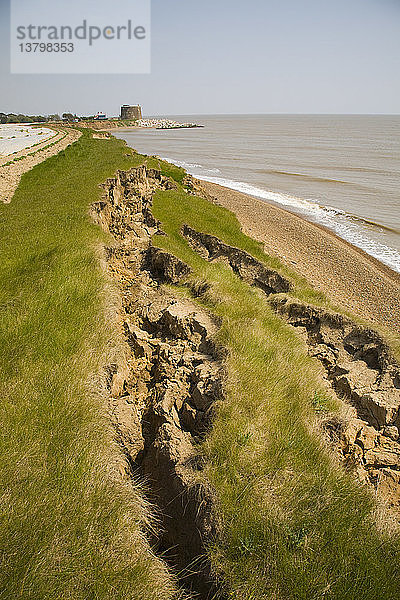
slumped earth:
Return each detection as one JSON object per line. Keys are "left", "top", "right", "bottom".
{"left": 94, "top": 158, "right": 400, "bottom": 598}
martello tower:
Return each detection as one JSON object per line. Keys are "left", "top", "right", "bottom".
{"left": 120, "top": 104, "right": 142, "bottom": 120}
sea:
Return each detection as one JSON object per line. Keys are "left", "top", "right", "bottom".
{"left": 114, "top": 115, "right": 400, "bottom": 274}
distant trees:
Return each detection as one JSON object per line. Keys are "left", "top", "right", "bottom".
{"left": 0, "top": 112, "right": 49, "bottom": 123}
{"left": 0, "top": 111, "right": 86, "bottom": 124}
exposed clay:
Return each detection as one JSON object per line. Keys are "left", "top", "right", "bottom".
{"left": 182, "top": 223, "right": 400, "bottom": 515}
{"left": 146, "top": 246, "right": 192, "bottom": 284}
{"left": 92, "top": 165, "right": 225, "bottom": 597}
{"left": 182, "top": 224, "right": 291, "bottom": 295}
{"left": 271, "top": 297, "right": 400, "bottom": 515}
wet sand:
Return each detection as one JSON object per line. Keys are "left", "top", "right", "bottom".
{"left": 201, "top": 180, "right": 400, "bottom": 333}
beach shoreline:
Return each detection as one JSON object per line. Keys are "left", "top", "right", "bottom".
{"left": 200, "top": 179, "right": 400, "bottom": 333}
{"left": 112, "top": 114, "right": 400, "bottom": 276}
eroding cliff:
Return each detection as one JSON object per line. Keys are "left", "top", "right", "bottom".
{"left": 91, "top": 165, "right": 400, "bottom": 597}
{"left": 92, "top": 166, "right": 224, "bottom": 597}
{"left": 271, "top": 297, "right": 400, "bottom": 515}
{"left": 180, "top": 221, "right": 400, "bottom": 516}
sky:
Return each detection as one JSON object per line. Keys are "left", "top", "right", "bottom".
{"left": 0, "top": 0, "right": 399, "bottom": 116}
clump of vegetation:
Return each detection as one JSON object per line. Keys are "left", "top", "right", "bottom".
{"left": 146, "top": 155, "right": 187, "bottom": 184}
{"left": 0, "top": 111, "right": 51, "bottom": 123}
{"left": 311, "top": 391, "right": 331, "bottom": 414}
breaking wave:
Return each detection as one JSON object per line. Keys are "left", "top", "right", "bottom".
{"left": 162, "top": 156, "right": 400, "bottom": 274}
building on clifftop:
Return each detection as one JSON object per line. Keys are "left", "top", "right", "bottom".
{"left": 120, "top": 105, "right": 142, "bottom": 120}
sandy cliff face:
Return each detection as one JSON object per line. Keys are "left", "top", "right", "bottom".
{"left": 92, "top": 165, "right": 225, "bottom": 596}
{"left": 181, "top": 216, "right": 400, "bottom": 515}
{"left": 271, "top": 298, "right": 400, "bottom": 515}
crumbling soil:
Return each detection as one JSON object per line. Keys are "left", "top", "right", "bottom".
{"left": 182, "top": 220, "right": 400, "bottom": 516}
{"left": 92, "top": 166, "right": 225, "bottom": 597}
{"left": 92, "top": 166, "right": 400, "bottom": 599}
{"left": 271, "top": 297, "right": 400, "bottom": 515}
{"left": 182, "top": 225, "right": 291, "bottom": 295}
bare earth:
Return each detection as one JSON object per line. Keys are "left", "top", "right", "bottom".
{"left": 0, "top": 128, "right": 81, "bottom": 204}
{"left": 201, "top": 181, "right": 400, "bottom": 333}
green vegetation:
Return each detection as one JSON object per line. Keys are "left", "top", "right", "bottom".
{"left": 1, "top": 129, "right": 399, "bottom": 600}
{"left": 0, "top": 112, "right": 51, "bottom": 124}
{"left": 150, "top": 181, "right": 400, "bottom": 599}
{"left": 147, "top": 155, "right": 187, "bottom": 184}
{"left": 0, "top": 131, "right": 181, "bottom": 599}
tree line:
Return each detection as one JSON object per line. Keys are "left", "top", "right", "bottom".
{"left": 0, "top": 112, "right": 62, "bottom": 124}
{"left": 0, "top": 113, "right": 99, "bottom": 124}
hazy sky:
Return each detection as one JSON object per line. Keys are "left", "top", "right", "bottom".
{"left": 0, "top": 0, "right": 399, "bottom": 116}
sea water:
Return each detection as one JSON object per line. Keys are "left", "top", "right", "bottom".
{"left": 114, "top": 115, "right": 400, "bottom": 273}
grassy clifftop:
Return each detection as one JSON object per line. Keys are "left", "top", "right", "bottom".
{"left": 0, "top": 131, "right": 183, "bottom": 599}
{"left": 0, "top": 130, "right": 399, "bottom": 599}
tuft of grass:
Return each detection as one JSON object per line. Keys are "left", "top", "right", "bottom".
{"left": 149, "top": 182, "right": 400, "bottom": 600}
{"left": 146, "top": 155, "right": 187, "bottom": 184}
{"left": 311, "top": 391, "right": 331, "bottom": 414}
{"left": 0, "top": 131, "right": 182, "bottom": 599}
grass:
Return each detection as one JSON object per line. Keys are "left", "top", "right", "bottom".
{"left": 149, "top": 183, "right": 400, "bottom": 599}
{"left": 0, "top": 131, "right": 182, "bottom": 599}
